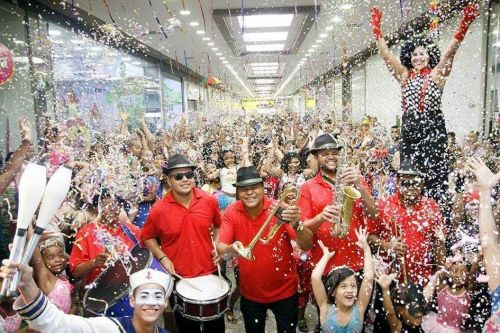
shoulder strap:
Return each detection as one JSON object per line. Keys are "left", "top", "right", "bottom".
{"left": 109, "top": 317, "right": 127, "bottom": 333}
{"left": 418, "top": 75, "right": 431, "bottom": 112}
{"left": 120, "top": 223, "right": 139, "bottom": 246}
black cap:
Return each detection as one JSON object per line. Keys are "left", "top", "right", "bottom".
{"left": 162, "top": 154, "right": 197, "bottom": 174}
{"left": 397, "top": 159, "right": 425, "bottom": 177}
{"left": 233, "top": 166, "right": 263, "bottom": 187}
{"left": 310, "top": 133, "right": 342, "bottom": 153}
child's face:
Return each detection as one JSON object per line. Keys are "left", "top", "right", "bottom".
{"left": 333, "top": 275, "right": 358, "bottom": 307}
{"left": 399, "top": 308, "right": 423, "bottom": 328}
{"left": 42, "top": 245, "right": 68, "bottom": 275}
{"left": 449, "top": 262, "right": 468, "bottom": 286}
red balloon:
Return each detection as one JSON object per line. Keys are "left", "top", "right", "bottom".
{"left": 0, "top": 42, "right": 14, "bottom": 85}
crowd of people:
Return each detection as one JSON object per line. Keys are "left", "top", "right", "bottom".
{"left": 0, "top": 3, "right": 499, "bottom": 333}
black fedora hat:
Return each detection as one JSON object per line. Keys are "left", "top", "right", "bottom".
{"left": 162, "top": 154, "right": 197, "bottom": 174}
{"left": 310, "top": 133, "right": 342, "bottom": 154}
{"left": 397, "top": 159, "right": 425, "bottom": 177}
{"left": 233, "top": 166, "right": 263, "bottom": 187}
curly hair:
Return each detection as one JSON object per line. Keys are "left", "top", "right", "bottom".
{"left": 280, "top": 152, "right": 303, "bottom": 174}
{"left": 324, "top": 266, "right": 355, "bottom": 304}
{"left": 400, "top": 36, "right": 441, "bottom": 69}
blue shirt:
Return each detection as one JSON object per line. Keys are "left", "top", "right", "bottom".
{"left": 321, "top": 303, "right": 362, "bottom": 333}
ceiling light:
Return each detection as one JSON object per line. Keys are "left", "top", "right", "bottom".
{"left": 305, "top": 53, "right": 311, "bottom": 56}
{"left": 189, "top": 22, "right": 199, "bottom": 26}
{"left": 312, "top": 44, "right": 319, "bottom": 48}
{"left": 220, "top": 57, "right": 226, "bottom": 60}
{"left": 131, "top": 61, "right": 141, "bottom": 65}
{"left": 48, "top": 29, "right": 62, "bottom": 36}
{"left": 326, "top": 26, "right": 334, "bottom": 31}
{"left": 211, "top": 47, "right": 218, "bottom": 51}
{"left": 331, "top": 15, "right": 342, "bottom": 23}
{"left": 222, "top": 61, "right": 229, "bottom": 64}
{"left": 71, "top": 39, "right": 84, "bottom": 44}
{"left": 13, "top": 39, "right": 25, "bottom": 45}
{"left": 316, "top": 39, "right": 324, "bottom": 43}
{"left": 179, "top": 10, "right": 191, "bottom": 16}
{"left": 121, "top": 57, "right": 132, "bottom": 61}
{"left": 202, "top": 37, "right": 211, "bottom": 41}
{"left": 237, "top": 14, "right": 293, "bottom": 28}
{"left": 319, "top": 33, "right": 327, "bottom": 38}
{"left": 340, "top": 4, "right": 353, "bottom": 10}
{"left": 246, "top": 44, "right": 284, "bottom": 52}
{"left": 250, "top": 62, "right": 279, "bottom": 67}
{"left": 301, "top": 57, "right": 307, "bottom": 61}
{"left": 207, "top": 42, "right": 215, "bottom": 46}
{"left": 196, "top": 30, "right": 205, "bottom": 35}
{"left": 255, "top": 79, "right": 275, "bottom": 84}
{"left": 14, "top": 56, "right": 44, "bottom": 64}
{"left": 308, "top": 48, "right": 315, "bottom": 53}
{"left": 216, "top": 52, "right": 222, "bottom": 56}
{"left": 243, "top": 31, "right": 288, "bottom": 42}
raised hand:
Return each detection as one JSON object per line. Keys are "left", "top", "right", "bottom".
{"left": 376, "top": 271, "right": 396, "bottom": 290}
{"left": 455, "top": 3, "right": 480, "bottom": 42}
{"left": 466, "top": 156, "right": 500, "bottom": 191}
{"left": 19, "top": 117, "right": 31, "bottom": 142}
{"left": 318, "top": 240, "right": 335, "bottom": 260}
{"left": 355, "top": 227, "right": 369, "bottom": 250}
{"left": 370, "top": 7, "right": 383, "bottom": 40}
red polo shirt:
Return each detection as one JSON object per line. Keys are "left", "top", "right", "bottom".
{"left": 297, "top": 172, "right": 368, "bottom": 274}
{"left": 69, "top": 220, "right": 141, "bottom": 284}
{"left": 142, "top": 187, "right": 221, "bottom": 278}
{"left": 367, "top": 193, "right": 443, "bottom": 285}
{"left": 219, "top": 197, "right": 298, "bottom": 303}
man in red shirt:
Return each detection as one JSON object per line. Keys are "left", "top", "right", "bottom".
{"left": 217, "top": 166, "right": 313, "bottom": 333}
{"left": 142, "top": 154, "right": 223, "bottom": 333}
{"left": 70, "top": 189, "right": 141, "bottom": 285}
{"left": 297, "top": 133, "right": 377, "bottom": 275}
{"left": 367, "top": 159, "right": 445, "bottom": 333}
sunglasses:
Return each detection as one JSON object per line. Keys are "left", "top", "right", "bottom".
{"left": 399, "top": 178, "right": 423, "bottom": 188}
{"left": 170, "top": 171, "right": 195, "bottom": 181}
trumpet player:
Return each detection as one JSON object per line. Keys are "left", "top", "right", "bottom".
{"left": 297, "top": 133, "right": 377, "bottom": 277}
{"left": 217, "top": 166, "right": 313, "bottom": 333}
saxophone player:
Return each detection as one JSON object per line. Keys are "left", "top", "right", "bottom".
{"left": 297, "top": 133, "right": 377, "bottom": 281}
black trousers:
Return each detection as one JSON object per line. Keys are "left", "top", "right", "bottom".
{"left": 173, "top": 310, "right": 225, "bottom": 333}
{"left": 240, "top": 294, "right": 298, "bottom": 333}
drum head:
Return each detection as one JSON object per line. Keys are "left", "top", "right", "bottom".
{"left": 176, "top": 275, "right": 230, "bottom": 302}
{"left": 84, "top": 246, "right": 151, "bottom": 314}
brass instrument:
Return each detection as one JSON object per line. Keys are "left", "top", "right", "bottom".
{"left": 323, "top": 137, "right": 361, "bottom": 238}
{"left": 236, "top": 187, "right": 297, "bottom": 260}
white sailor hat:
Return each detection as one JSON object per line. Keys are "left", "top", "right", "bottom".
{"left": 129, "top": 268, "right": 174, "bottom": 297}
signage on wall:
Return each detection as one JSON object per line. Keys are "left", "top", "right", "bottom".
{"left": 0, "top": 42, "right": 14, "bottom": 85}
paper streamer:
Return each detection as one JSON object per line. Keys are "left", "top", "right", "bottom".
{"left": 147, "top": 0, "right": 169, "bottom": 41}
{"left": 102, "top": 0, "right": 117, "bottom": 26}
{"left": 198, "top": 0, "right": 207, "bottom": 34}
{"left": 241, "top": 0, "right": 245, "bottom": 34}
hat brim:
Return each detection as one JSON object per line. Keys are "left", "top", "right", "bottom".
{"left": 397, "top": 170, "right": 424, "bottom": 177}
{"left": 163, "top": 164, "right": 197, "bottom": 174}
{"left": 233, "top": 178, "right": 263, "bottom": 187}
{"left": 310, "top": 144, "right": 343, "bottom": 154}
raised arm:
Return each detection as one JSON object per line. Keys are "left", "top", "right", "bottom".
{"left": 432, "top": 3, "right": 480, "bottom": 88}
{"left": 376, "top": 272, "right": 402, "bottom": 333}
{"left": 311, "top": 240, "right": 335, "bottom": 325}
{"left": 371, "top": 8, "right": 408, "bottom": 83}
{"left": 466, "top": 157, "right": 500, "bottom": 291}
{"left": 355, "top": 228, "right": 374, "bottom": 319}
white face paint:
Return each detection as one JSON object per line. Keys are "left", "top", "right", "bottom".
{"left": 134, "top": 288, "right": 166, "bottom": 307}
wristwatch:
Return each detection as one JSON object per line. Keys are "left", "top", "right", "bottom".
{"left": 293, "top": 221, "right": 305, "bottom": 231}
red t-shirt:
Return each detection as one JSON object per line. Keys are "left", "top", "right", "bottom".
{"left": 219, "top": 197, "right": 298, "bottom": 303}
{"left": 297, "top": 172, "right": 368, "bottom": 274}
{"left": 263, "top": 176, "right": 280, "bottom": 200}
{"left": 142, "top": 187, "right": 221, "bottom": 278}
{"left": 69, "top": 220, "right": 141, "bottom": 284}
{"left": 367, "top": 193, "right": 443, "bottom": 285}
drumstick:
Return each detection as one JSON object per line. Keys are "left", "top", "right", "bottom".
{"left": 211, "top": 237, "right": 223, "bottom": 289}
{"left": 0, "top": 164, "right": 47, "bottom": 301}
{"left": 9, "top": 166, "right": 72, "bottom": 296}
{"left": 173, "top": 273, "right": 203, "bottom": 292}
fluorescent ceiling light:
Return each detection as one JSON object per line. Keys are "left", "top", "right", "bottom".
{"left": 48, "top": 29, "right": 62, "bottom": 36}
{"left": 326, "top": 26, "right": 334, "bottom": 31}
{"left": 332, "top": 15, "right": 342, "bottom": 23}
{"left": 237, "top": 14, "right": 293, "bottom": 28}
{"left": 312, "top": 44, "right": 319, "bottom": 48}
{"left": 305, "top": 53, "right": 311, "bottom": 56}
{"left": 13, "top": 39, "right": 25, "bottom": 45}
{"left": 340, "top": 4, "right": 353, "bottom": 10}
{"left": 189, "top": 22, "right": 199, "bottom": 26}
{"left": 216, "top": 52, "right": 222, "bottom": 56}
{"left": 246, "top": 44, "right": 284, "bottom": 52}
{"left": 243, "top": 31, "right": 288, "bottom": 42}
{"left": 207, "top": 42, "right": 215, "bottom": 46}
{"left": 222, "top": 61, "right": 229, "bottom": 64}
{"left": 71, "top": 39, "right": 84, "bottom": 44}
{"left": 316, "top": 39, "right": 324, "bottom": 43}
{"left": 308, "top": 48, "right": 315, "bottom": 53}
{"left": 179, "top": 10, "right": 191, "bottom": 16}
{"left": 319, "top": 33, "right": 327, "bottom": 38}
{"left": 131, "top": 61, "right": 141, "bottom": 65}
{"left": 255, "top": 79, "right": 275, "bottom": 84}
{"left": 196, "top": 30, "right": 205, "bottom": 35}
{"left": 252, "top": 66, "right": 278, "bottom": 72}
{"left": 250, "top": 62, "right": 279, "bottom": 67}
{"left": 212, "top": 47, "right": 218, "bottom": 51}
{"left": 202, "top": 37, "right": 211, "bottom": 41}
{"left": 121, "top": 57, "right": 132, "bottom": 61}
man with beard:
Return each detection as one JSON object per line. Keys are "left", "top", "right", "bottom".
{"left": 367, "top": 159, "right": 445, "bottom": 332}
{"left": 297, "top": 133, "right": 377, "bottom": 276}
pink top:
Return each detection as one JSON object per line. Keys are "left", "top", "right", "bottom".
{"left": 47, "top": 276, "right": 74, "bottom": 314}
{"left": 2, "top": 314, "right": 22, "bottom": 333}
{"left": 436, "top": 287, "right": 471, "bottom": 330}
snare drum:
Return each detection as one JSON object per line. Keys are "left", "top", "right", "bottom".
{"left": 83, "top": 246, "right": 167, "bottom": 317}
{"left": 174, "top": 274, "right": 231, "bottom": 321}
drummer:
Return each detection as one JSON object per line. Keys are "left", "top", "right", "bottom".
{"left": 0, "top": 261, "right": 173, "bottom": 333}
{"left": 217, "top": 166, "right": 313, "bottom": 333}
{"left": 142, "top": 154, "right": 224, "bottom": 332}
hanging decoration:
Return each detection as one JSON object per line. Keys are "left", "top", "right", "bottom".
{"left": 428, "top": 0, "right": 441, "bottom": 40}
{"left": 241, "top": 0, "right": 245, "bottom": 34}
{"left": 0, "top": 42, "right": 14, "bottom": 85}
{"left": 147, "top": 0, "right": 169, "bottom": 41}
{"left": 169, "top": 58, "right": 174, "bottom": 74}
{"left": 102, "top": 0, "right": 118, "bottom": 26}
{"left": 198, "top": 0, "right": 208, "bottom": 34}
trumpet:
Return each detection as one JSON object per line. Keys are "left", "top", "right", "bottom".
{"left": 236, "top": 186, "right": 297, "bottom": 260}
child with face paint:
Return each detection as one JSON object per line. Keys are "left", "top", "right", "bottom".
{"left": 312, "top": 227, "right": 374, "bottom": 333}
{"left": 0, "top": 261, "right": 173, "bottom": 333}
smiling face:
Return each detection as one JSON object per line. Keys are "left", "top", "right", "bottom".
{"left": 288, "top": 157, "right": 301, "bottom": 175}
{"left": 411, "top": 46, "right": 430, "bottom": 70}
{"left": 397, "top": 175, "right": 424, "bottom": 202}
{"left": 316, "top": 148, "right": 340, "bottom": 174}
{"left": 333, "top": 275, "right": 358, "bottom": 308}
{"left": 131, "top": 284, "right": 167, "bottom": 324}
{"left": 167, "top": 167, "right": 195, "bottom": 196}
{"left": 237, "top": 183, "right": 265, "bottom": 210}
{"left": 41, "top": 244, "right": 67, "bottom": 275}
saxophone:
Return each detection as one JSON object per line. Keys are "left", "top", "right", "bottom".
{"left": 323, "top": 137, "right": 361, "bottom": 238}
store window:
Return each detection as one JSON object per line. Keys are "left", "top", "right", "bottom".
{"left": 162, "top": 74, "right": 182, "bottom": 130}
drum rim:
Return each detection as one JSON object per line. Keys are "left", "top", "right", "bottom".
{"left": 83, "top": 247, "right": 153, "bottom": 313}
{"left": 174, "top": 277, "right": 232, "bottom": 305}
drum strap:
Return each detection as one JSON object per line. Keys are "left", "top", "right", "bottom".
{"left": 108, "top": 317, "right": 126, "bottom": 333}
{"left": 120, "top": 224, "right": 139, "bottom": 246}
